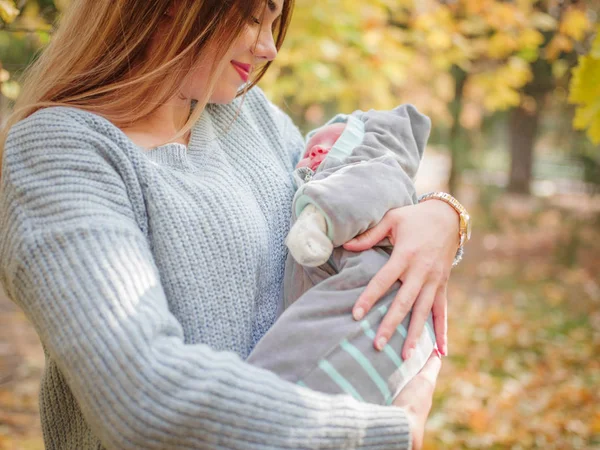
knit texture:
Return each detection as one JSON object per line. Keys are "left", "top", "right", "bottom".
{"left": 0, "top": 87, "right": 411, "bottom": 449}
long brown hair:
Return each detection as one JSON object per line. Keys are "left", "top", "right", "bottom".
{"left": 0, "top": 0, "right": 293, "bottom": 171}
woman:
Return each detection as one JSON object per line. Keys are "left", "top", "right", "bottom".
{"left": 0, "top": 0, "right": 462, "bottom": 448}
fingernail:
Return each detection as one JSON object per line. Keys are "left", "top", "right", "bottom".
{"left": 353, "top": 307, "right": 364, "bottom": 321}
{"left": 375, "top": 336, "right": 387, "bottom": 351}
{"left": 405, "top": 347, "right": 414, "bottom": 360}
{"left": 434, "top": 347, "right": 443, "bottom": 358}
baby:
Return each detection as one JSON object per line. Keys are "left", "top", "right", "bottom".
{"left": 248, "top": 105, "right": 437, "bottom": 405}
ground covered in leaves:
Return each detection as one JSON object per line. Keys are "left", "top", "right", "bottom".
{"left": 424, "top": 190, "right": 600, "bottom": 450}
{"left": 0, "top": 191, "right": 599, "bottom": 450}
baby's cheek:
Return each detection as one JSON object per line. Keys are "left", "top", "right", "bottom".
{"left": 296, "top": 157, "right": 313, "bottom": 169}
{"left": 309, "top": 154, "right": 327, "bottom": 171}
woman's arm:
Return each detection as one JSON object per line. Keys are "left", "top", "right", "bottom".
{"left": 0, "top": 110, "right": 413, "bottom": 450}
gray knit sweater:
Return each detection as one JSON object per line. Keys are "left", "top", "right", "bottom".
{"left": 0, "top": 88, "right": 411, "bottom": 449}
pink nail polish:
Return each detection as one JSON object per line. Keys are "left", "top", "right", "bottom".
{"left": 375, "top": 337, "right": 387, "bottom": 351}
{"left": 405, "top": 348, "right": 414, "bottom": 360}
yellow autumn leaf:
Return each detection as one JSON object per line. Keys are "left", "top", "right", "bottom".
{"left": 487, "top": 3, "right": 522, "bottom": 30}
{"left": 559, "top": 9, "right": 591, "bottom": 42}
{"left": 468, "top": 409, "right": 491, "bottom": 433}
{"left": 552, "top": 60, "right": 569, "bottom": 79}
{"left": 426, "top": 29, "right": 453, "bottom": 51}
{"left": 518, "top": 28, "right": 544, "bottom": 50}
{"left": 0, "top": 68, "right": 9, "bottom": 83}
{"left": 412, "top": 13, "right": 434, "bottom": 32}
{"left": 530, "top": 11, "right": 557, "bottom": 32}
{"left": 1, "top": 80, "right": 20, "bottom": 100}
{"left": 463, "top": 0, "right": 487, "bottom": 15}
{"left": 502, "top": 57, "right": 533, "bottom": 87}
{"left": 569, "top": 28, "right": 600, "bottom": 144}
{"left": 54, "top": 0, "right": 70, "bottom": 12}
{"left": 545, "top": 34, "right": 573, "bottom": 61}
{"left": 459, "top": 17, "right": 488, "bottom": 36}
{"left": 0, "top": 0, "right": 19, "bottom": 23}
{"left": 488, "top": 32, "right": 518, "bottom": 59}
{"left": 591, "top": 411, "right": 600, "bottom": 433}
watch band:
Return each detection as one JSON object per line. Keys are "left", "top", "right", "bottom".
{"left": 418, "top": 191, "right": 471, "bottom": 267}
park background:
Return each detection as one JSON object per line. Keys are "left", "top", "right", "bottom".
{"left": 0, "top": 0, "right": 599, "bottom": 448}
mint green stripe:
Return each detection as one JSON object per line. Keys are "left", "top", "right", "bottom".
{"left": 328, "top": 115, "right": 365, "bottom": 161}
{"left": 396, "top": 325, "right": 407, "bottom": 338}
{"left": 318, "top": 360, "right": 364, "bottom": 402}
{"left": 296, "top": 380, "right": 307, "bottom": 387}
{"left": 360, "top": 320, "right": 403, "bottom": 368}
{"left": 377, "top": 304, "right": 388, "bottom": 315}
{"left": 425, "top": 321, "right": 436, "bottom": 343}
{"left": 340, "top": 339, "right": 391, "bottom": 403}
{"left": 360, "top": 320, "right": 376, "bottom": 337}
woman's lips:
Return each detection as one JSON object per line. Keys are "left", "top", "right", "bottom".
{"left": 231, "top": 61, "right": 251, "bottom": 82}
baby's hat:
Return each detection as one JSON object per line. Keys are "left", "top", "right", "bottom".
{"left": 305, "top": 113, "right": 365, "bottom": 162}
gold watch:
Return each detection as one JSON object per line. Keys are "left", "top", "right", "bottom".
{"left": 418, "top": 192, "right": 472, "bottom": 266}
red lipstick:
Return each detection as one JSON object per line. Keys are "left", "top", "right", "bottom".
{"left": 231, "top": 60, "right": 251, "bottom": 82}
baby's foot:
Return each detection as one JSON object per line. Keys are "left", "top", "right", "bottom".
{"left": 286, "top": 205, "right": 333, "bottom": 267}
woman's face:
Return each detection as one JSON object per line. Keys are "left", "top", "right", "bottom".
{"left": 182, "top": 0, "right": 282, "bottom": 104}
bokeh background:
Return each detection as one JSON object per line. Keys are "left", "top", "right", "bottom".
{"left": 1, "top": 0, "right": 599, "bottom": 449}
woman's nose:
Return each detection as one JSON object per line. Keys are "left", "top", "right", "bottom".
{"left": 253, "top": 29, "right": 278, "bottom": 62}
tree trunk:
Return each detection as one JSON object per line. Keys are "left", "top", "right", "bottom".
{"left": 448, "top": 66, "right": 468, "bottom": 194}
{"left": 507, "top": 104, "right": 540, "bottom": 194}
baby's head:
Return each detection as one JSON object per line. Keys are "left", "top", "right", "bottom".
{"left": 296, "top": 122, "right": 347, "bottom": 171}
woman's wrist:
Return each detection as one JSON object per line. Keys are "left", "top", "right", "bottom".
{"left": 417, "top": 192, "right": 471, "bottom": 267}
{"left": 417, "top": 197, "right": 460, "bottom": 244}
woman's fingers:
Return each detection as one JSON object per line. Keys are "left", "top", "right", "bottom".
{"left": 414, "top": 351, "right": 443, "bottom": 389}
{"left": 343, "top": 214, "right": 392, "bottom": 253}
{"left": 401, "top": 281, "right": 437, "bottom": 359}
{"left": 394, "top": 352, "right": 442, "bottom": 405}
{"left": 392, "top": 352, "right": 442, "bottom": 450}
{"left": 432, "top": 284, "right": 448, "bottom": 356}
{"left": 373, "top": 273, "right": 423, "bottom": 350}
{"left": 352, "top": 250, "right": 408, "bottom": 321}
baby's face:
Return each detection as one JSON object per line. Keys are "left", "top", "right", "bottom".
{"left": 296, "top": 122, "right": 347, "bottom": 171}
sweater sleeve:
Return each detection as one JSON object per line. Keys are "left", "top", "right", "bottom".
{"left": 0, "top": 112, "right": 412, "bottom": 450}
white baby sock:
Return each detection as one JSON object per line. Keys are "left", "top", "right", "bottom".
{"left": 286, "top": 204, "right": 333, "bottom": 267}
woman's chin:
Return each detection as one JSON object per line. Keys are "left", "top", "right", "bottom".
{"left": 208, "top": 87, "right": 240, "bottom": 105}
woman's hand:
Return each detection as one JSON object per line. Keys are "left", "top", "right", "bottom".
{"left": 393, "top": 352, "right": 442, "bottom": 450}
{"left": 343, "top": 200, "right": 459, "bottom": 358}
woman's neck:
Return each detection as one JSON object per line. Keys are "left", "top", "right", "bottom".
{"left": 121, "top": 94, "right": 195, "bottom": 149}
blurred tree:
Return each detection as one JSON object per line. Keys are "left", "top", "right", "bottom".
{"left": 0, "top": 0, "right": 61, "bottom": 122}
{"left": 1, "top": 0, "right": 597, "bottom": 195}
{"left": 569, "top": 25, "right": 600, "bottom": 145}
{"left": 569, "top": 26, "right": 600, "bottom": 192}
{"left": 261, "top": 0, "right": 598, "bottom": 194}
{"left": 260, "top": 0, "right": 417, "bottom": 130}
